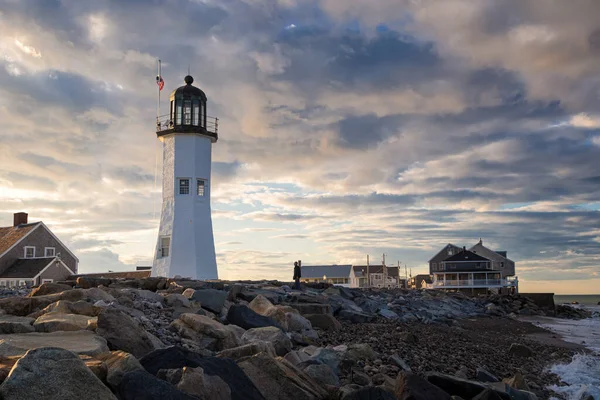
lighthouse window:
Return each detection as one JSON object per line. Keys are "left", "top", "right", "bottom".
{"left": 183, "top": 100, "right": 192, "bottom": 125}
{"left": 178, "top": 178, "right": 190, "bottom": 195}
{"left": 193, "top": 100, "right": 200, "bottom": 126}
{"left": 159, "top": 237, "right": 170, "bottom": 258}
{"left": 176, "top": 103, "right": 182, "bottom": 125}
{"left": 197, "top": 179, "right": 206, "bottom": 196}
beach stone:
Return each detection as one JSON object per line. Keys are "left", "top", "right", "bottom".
{"left": 502, "top": 372, "right": 530, "bottom": 391}
{"left": 182, "top": 288, "right": 196, "bottom": 299}
{"left": 176, "top": 366, "right": 232, "bottom": 400}
{"left": 165, "top": 294, "right": 190, "bottom": 308}
{"left": 96, "top": 309, "right": 158, "bottom": 358}
{"left": 0, "top": 331, "right": 109, "bottom": 356}
{"left": 305, "top": 314, "right": 341, "bottom": 331}
{"left": 139, "top": 346, "right": 264, "bottom": 400}
{"left": 395, "top": 371, "right": 452, "bottom": 400}
{"left": 83, "top": 357, "right": 108, "bottom": 382}
{"left": 0, "top": 347, "right": 117, "bottom": 400}
{"left": 378, "top": 309, "right": 400, "bottom": 319}
{"left": 117, "top": 369, "right": 197, "bottom": 400}
{"left": 351, "top": 370, "right": 371, "bottom": 386}
{"left": 284, "top": 349, "right": 311, "bottom": 366}
{"left": 309, "top": 347, "right": 343, "bottom": 374}
{"left": 390, "top": 353, "right": 412, "bottom": 372}
{"left": 83, "top": 288, "right": 116, "bottom": 303}
{"left": 34, "top": 312, "right": 96, "bottom": 332}
{"left": 123, "top": 289, "right": 163, "bottom": 303}
{"left": 344, "top": 343, "right": 378, "bottom": 363}
{"left": 238, "top": 352, "right": 328, "bottom": 400}
{"left": 70, "top": 300, "right": 100, "bottom": 316}
{"left": 242, "top": 326, "right": 292, "bottom": 356}
{"left": 176, "top": 313, "right": 242, "bottom": 350}
{"left": 227, "top": 284, "right": 245, "bottom": 301}
{"left": 304, "top": 363, "right": 340, "bottom": 386}
{"left": 473, "top": 389, "right": 504, "bottom": 400}
{"left": 338, "top": 310, "right": 377, "bottom": 323}
{"left": 249, "top": 295, "right": 275, "bottom": 315}
{"left": 508, "top": 343, "right": 533, "bottom": 358}
{"left": 96, "top": 350, "right": 144, "bottom": 389}
{"left": 191, "top": 289, "right": 228, "bottom": 313}
{"left": 29, "top": 282, "right": 73, "bottom": 297}
{"left": 342, "top": 386, "right": 396, "bottom": 400}
{"left": 0, "top": 315, "right": 35, "bottom": 333}
{"left": 217, "top": 341, "right": 276, "bottom": 360}
{"left": 288, "top": 303, "right": 332, "bottom": 315}
{"left": 227, "top": 304, "right": 282, "bottom": 330}
{"left": 286, "top": 312, "right": 313, "bottom": 332}
{"left": 477, "top": 367, "right": 500, "bottom": 383}
{"left": 76, "top": 277, "right": 112, "bottom": 289}
{"left": 426, "top": 372, "right": 487, "bottom": 399}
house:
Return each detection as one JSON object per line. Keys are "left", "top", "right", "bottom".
{"left": 428, "top": 240, "right": 518, "bottom": 294}
{"left": 299, "top": 265, "right": 356, "bottom": 288}
{"left": 0, "top": 213, "right": 78, "bottom": 288}
{"left": 353, "top": 265, "right": 406, "bottom": 288}
{"left": 409, "top": 274, "right": 433, "bottom": 289}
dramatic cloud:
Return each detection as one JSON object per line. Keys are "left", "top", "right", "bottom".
{"left": 0, "top": 0, "right": 598, "bottom": 292}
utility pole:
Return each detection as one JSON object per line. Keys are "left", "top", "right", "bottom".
{"left": 397, "top": 260, "right": 401, "bottom": 288}
{"left": 366, "top": 254, "right": 370, "bottom": 288}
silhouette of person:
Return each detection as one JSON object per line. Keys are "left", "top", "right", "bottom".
{"left": 293, "top": 261, "right": 301, "bottom": 290}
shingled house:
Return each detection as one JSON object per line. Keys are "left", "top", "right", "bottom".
{"left": 0, "top": 212, "right": 78, "bottom": 288}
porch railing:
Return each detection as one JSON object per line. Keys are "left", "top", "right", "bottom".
{"left": 431, "top": 279, "right": 516, "bottom": 287}
{"left": 156, "top": 114, "right": 219, "bottom": 134}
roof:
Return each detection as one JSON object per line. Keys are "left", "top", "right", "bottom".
{"left": 443, "top": 250, "right": 490, "bottom": 262}
{"left": 414, "top": 274, "right": 433, "bottom": 283}
{"left": 0, "top": 222, "right": 41, "bottom": 257}
{"left": 428, "top": 243, "right": 462, "bottom": 262}
{"left": 301, "top": 265, "right": 352, "bottom": 279}
{"left": 171, "top": 76, "right": 207, "bottom": 101}
{"left": 469, "top": 241, "right": 514, "bottom": 262}
{"left": 0, "top": 257, "right": 55, "bottom": 278}
{"left": 353, "top": 265, "right": 385, "bottom": 274}
{"left": 386, "top": 266, "right": 400, "bottom": 277}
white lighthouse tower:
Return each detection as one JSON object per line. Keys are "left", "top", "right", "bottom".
{"left": 152, "top": 75, "right": 219, "bottom": 280}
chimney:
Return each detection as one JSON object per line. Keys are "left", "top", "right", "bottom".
{"left": 463, "top": 246, "right": 466, "bottom": 252}
{"left": 13, "top": 212, "right": 28, "bottom": 227}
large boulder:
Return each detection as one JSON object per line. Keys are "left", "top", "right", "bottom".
{"left": 395, "top": 371, "right": 452, "bottom": 400}
{"left": 342, "top": 386, "right": 396, "bottom": 400}
{"left": 239, "top": 352, "right": 328, "bottom": 400}
{"left": 0, "top": 347, "right": 117, "bottom": 400}
{"left": 287, "top": 303, "right": 332, "bottom": 316}
{"left": 171, "top": 314, "right": 242, "bottom": 351}
{"left": 175, "top": 366, "right": 232, "bottom": 400}
{"left": 227, "top": 304, "right": 282, "bottom": 330}
{"left": 0, "top": 315, "right": 35, "bottom": 334}
{"left": 165, "top": 294, "right": 190, "bottom": 308}
{"left": 242, "top": 326, "right": 292, "bottom": 356}
{"left": 249, "top": 294, "right": 275, "bottom": 315}
{"left": 426, "top": 372, "right": 487, "bottom": 399}
{"left": 140, "top": 346, "right": 264, "bottom": 400}
{"left": 96, "top": 309, "right": 158, "bottom": 358}
{"left": 338, "top": 310, "right": 376, "bottom": 323}
{"left": 190, "top": 289, "right": 228, "bottom": 314}
{"left": 33, "top": 312, "right": 96, "bottom": 332}
{"left": 95, "top": 350, "right": 145, "bottom": 389}
{"left": 508, "top": 343, "right": 533, "bottom": 358}
{"left": 29, "top": 283, "right": 73, "bottom": 297}
{"left": 217, "top": 341, "right": 277, "bottom": 360}
{"left": 0, "top": 331, "right": 109, "bottom": 357}
{"left": 303, "top": 363, "right": 340, "bottom": 387}
{"left": 305, "top": 314, "right": 342, "bottom": 331}
{"left": 117, "top": 369, "right": 197, "bottom": 400}
{"left": 76, "top": 277, "right": 113, "bottom": 289}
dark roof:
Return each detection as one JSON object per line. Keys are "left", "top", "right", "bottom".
{"left": 0, "top": 257, "right": 55, "bottom": 278}
{"left": 353, "top": 265, "right": 385, "bottom": 274}
{"left": 301, "top": 265, "right": 352, "bottom": 279}
{"left": 414, "top": 274, "right": 433, "bottom": 283}
{"left": 0, "top": 222, "right": 40, "bottom": 256}
{"left": 495, "top": 251, "right": 507, "bottom": 258}
{"left": 386, "top": 266, "right": 400, "bottom": 277}
{"left": 171, "top": 76, "right": 207, "bottom": 101}
{"left": 443, "top": 250, "right": 489, "bottom": 262}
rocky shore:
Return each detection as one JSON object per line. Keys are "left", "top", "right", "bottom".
{"left": 0, "top": 278, "right": 594, "bottom": 400}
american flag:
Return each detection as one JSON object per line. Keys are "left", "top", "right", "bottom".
{"left": 156, "top": 75, "right": 164, "bottom": 91}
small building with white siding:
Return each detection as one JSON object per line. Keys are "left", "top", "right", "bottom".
{"left": 299, "top": 265, "right": 357, "bottom": 288}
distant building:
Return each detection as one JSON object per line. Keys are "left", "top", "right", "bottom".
{"left": 0, "top": 212, "right": 78, "bottom": 288}
{"left": 427, "top": 239, "right": 518, "bottom": 294}
{"left": 299, "top": 265, "right": 356, "bottom": 287}
{"left": 409, "top": 274, "right": 433, "bottom": 289}
{"left": 300, "top": 264, "right": 408, "bottom": 289}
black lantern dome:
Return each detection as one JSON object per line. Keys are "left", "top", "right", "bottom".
{"left": 156, "top": 75, "right": 218, "bottom": 142}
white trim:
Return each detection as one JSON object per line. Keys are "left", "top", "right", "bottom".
{"left": 23, "top": 246, "right": 35, "bottom": 258}
{"left": 41, "top": 279, "right": 53, "bottom": 284}
{"left": 44, "top": 247, "right": 56, "bottom": 257}
{"left": 0, "top": 280, "right": 5, "bottom": 287}
{"left": 0, "top": 222, "right": 41, "bottom": 260}
{"left": 39, "top": 222, "right": 79, "bottom": 262}
{"left": 31, "top": 257, "right": 75, "bottom": 281}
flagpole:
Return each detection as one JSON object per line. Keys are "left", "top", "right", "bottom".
{"left": 157, "top": 59, "right": 161, "bottom": 120}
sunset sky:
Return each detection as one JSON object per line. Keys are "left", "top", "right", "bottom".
{"left": 0, "top": 0, "right": 599, "bottom": 294}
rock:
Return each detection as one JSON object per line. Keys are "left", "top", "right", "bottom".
{"left": 96, "top": 350, "right": 144, "bottom": 389}
{"left": 473, "top": 389, "right": 504, "bottom": 400}
{"left": 508, "top": 343, "right": 533, "bottom": 358}
{"left": 242, "top": 326, "right": 292, "bottom": 356}
{"left": 28, "top": 299, "right": 73, "bottom": 318}
{"left": 0, "top": 347, "right": 117, "bottom": 400}
{"left": 29, "top": 282, "right": 73, "bottom": 297}
{"left": 174, "top": 313, "right": 242, "bottom": 350}
{"left": 176, "top": 366, "right": 232, "bottom": 400}
{"left": 378, "top": 309, "right": 399, "bottom": 319}
{"left": 455, "top": 366, "right": 469, "bottom": 380}
{"left": 249, "top": 294, "right": 275, "bottom": 315}
{"left": 117, "top": 369, "right": 197, "bottom": 400}
{"left": 76, "top": 277, "right": 112, "bottom": 289}
{"left": 338, "top": 310, "right": 377, "bottom": 323}
{"left": 288, "top": 303, "right": 332, "bottom": 315}
{"left": 139, "top": 346, "right": 264, "bottom": 400}
{"left": 165, "top": 294, "right": 190, "bottom": 308}
{"left": 390, "top": 353, "right": 411, "bottom": 372}
{"left": 182, "top": 288, "right": 196, "bottom": 299}
{"left": 238, "top": 352, "right": 328, "bottom": 400}
{"left": 284, "top": 349, "right": 311, "bottom": 366}
{"left": 191, "top": 289, "right": 228, "bottom": 314}
{"left": 263, "top": 307, "right": 289, "bottom": 331}
{"left": 344, "top": 343, "right": 378, "bottom": 363}
{"left": 70, "top": 300, "right": 100, "bottom": 316}
{"left": 351, "top": 370, "right": 371, "bottom": 386}
{"left": 395, "top": 371, "right": 452, "bottom": 400}
{"left": 123, "top": 289, "right": 163, "bottom": 303}
{"left": 398, "top": 332, "right": 418, "bottom": 344}
{"left": 34, "top": 312, "right": 96, "bottom": 332}
{"left": 309, "top": 347, "right": 343, "bottom": 374}
{"left": 476, "top": 367, "right": 500, "bottom": 383}
{"left": 488, "top": 382, "right": 537, "bottom": 400}
{"left": 228, "top": 284, "right": 245, "bottom": 301}
{"left": 502, "top": 372, "right": 530, "bottom": 391}
{"left": 96, "top": 309, "right": 158, "bottom": 358}
{"left": 426, "top": 372, "right": 487, "bottom": 399}
{"left": 304, "top": 363, "right": 340, "bottom": 386}
{"left": 305, "top": 314, "right": 342, "bottom": 331}
{"left": 286, "top": 312, "right": 313, "bottom": 332}
{"left": 0, "top": 331, "right": 109, "bottom": 356}
{"left": 83, "top": 288, "right": 116, "bottom": 303}
{"left": 227, "top": 304, "right": 282, "bottom": 330}
{"left": 342, "top": 386, "right": 396, "bottom": 400}
{"left": 83, "top": 357, "right": 109, "bottom": 382}
{"left": 217, "top": 341, "right": 276, "bottom": 360}
{"left": 0, "top": 315, "right": 35, "bottom": 333}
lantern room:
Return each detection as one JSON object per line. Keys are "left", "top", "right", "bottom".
{"left": 156, "top": 75, "right": 218, "bottom": 142}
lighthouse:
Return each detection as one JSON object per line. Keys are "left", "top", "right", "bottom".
{"left": 152, "top": 75, "right": 219, "bottom": 280}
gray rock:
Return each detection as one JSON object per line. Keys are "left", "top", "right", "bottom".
{"left": 242, "top": 326, "right": 292, "bottom": 356}
{"left": 0, "top": 347, "right": 117, "bottom": 400}
{"left": 165, "top": 294, "right": 190, "bottom": 308}
{"left": 227, "top": 304, "right": 282, "bottom": 330}
{"left": 96, "top": 309, "right": 159, "bottom": 358}
{"left": 0, "top": 331, "right": 109, "bottom": 356}
{"left": 217, "top": 341, "right": 276, "bottom": 360}
{"left": 426, "top": 372, "right": 488, "bottom": 399}
{"left": 176, "top": 366, "right": 232, "bottom": 400}
{"left": 117, "top": 369, "right": 197, "bottom": 400}
{"left": 338, "top": 310, "right": 376, "bottom": 323}
{"left": 476, "top": 367, "right": 500, "bottom": 383}
{"left": 96, "top": 350, "right": 145, "bottom": 389}
{"left": 0, "top": 315, "right": 35, "bottom": 333}
{"left": 390, "top": 353, "right": 411, "bottom": 372}
{"left": 305, "top": 314, "right": 341, "bottom": 331}
{"left": 191, "top": 289, "right": 228, "bottom": 314}
{"left": 378, "top": 309, "right": 399, "bottom": 319}
{"left": 34, "top": 312, "right": 96, "bottom": 332}
{"left": 343, "top": 386, "right": 396, "bottom": 400}
{"left": 508, "top": 343, "right": 533, "bottom": 358}
{"left": 351, "top": 370, "right": 371, "bottom": 386}
{"left": 304, "top": 363, "right": 340, "bottom": 386}
{"left": 395, "top": 371, "right": 451, "bottom": 400}
{"left": 287, "top": 303, "right": 332, "bottom": 315}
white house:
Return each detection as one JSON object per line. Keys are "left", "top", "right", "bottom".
{"left": 300, "top": 265, "right": 358, "bottom": 288}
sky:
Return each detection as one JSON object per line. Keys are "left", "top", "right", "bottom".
{"left": 0, "top": 0, "right": 599, "bottom": 294}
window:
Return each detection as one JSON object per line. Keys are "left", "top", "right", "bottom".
{"left": 432, "top": 262, "right": 437, "bottom": 271}
{"left": 10, "top": 280, "right": 15, "bottom": 288}
{"left": 41, "top": 279, "right": 53, "bottom": 284}
{"left": 183, "top": 100, "right": 192, "bottom": 125}
{"left": 447, "top": 249, "right": 453, "bottom": 256}
{"left": 197, "top": 179, "right": 206, "bottom": 196}
{"left": 179, "top": 178, "right": 190, "bottom": 195}
{"left": 176, "top": 103, "right": 182, "bottom": 125}
{"left": 18, "top": 280, "right": 26, "bottom": 287}
{"left": 24, "top": 246, "right": 35, "bottom": 258}
{"left": 0, "top": 281, "right": 5, "bottom": 287}
{"left": 500, "top": 262, "right": 505, "bottom": 268}
{"left": 193, "top": 100, "right": 200, "bottom": 126}
{"left": 159, "top": 237, "right": 170, "bottom": 258}
{"left": 45, "top": 247, "right": 55, "bottom": 257}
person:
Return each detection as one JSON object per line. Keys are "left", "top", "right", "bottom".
{"left": 293, "top": 261, "right": 301, "bottom": 290}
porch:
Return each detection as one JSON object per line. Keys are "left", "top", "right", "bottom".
{"left": 430, "top": 272, "right": 518, "bottom": 289}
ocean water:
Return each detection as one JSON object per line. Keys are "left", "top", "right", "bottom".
{"left": 531, "top": 299, "right": 600, "bottom": 399}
